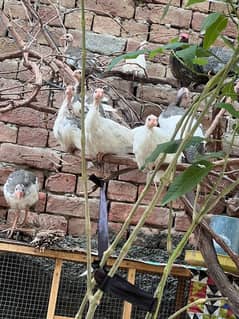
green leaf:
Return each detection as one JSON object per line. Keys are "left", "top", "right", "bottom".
{"left": 192, "top": 57, "right": 208, "bottom": 65}
{"left": 176, "top": 45, "right": 198, "bottom": 63}
{"left": 201, "top": 13, "right": 228, "bottom": 49}
{"left": 186, "top": 0, "right": 207, "bottom": 6}
{"left": 108, "top": 49, "right": 148, "bottom": 70}
{"left": 149, "top": 47, "right": 165, "bottom": 59}
{"left": 194, "top": 151, "right": 225, "bottom": 161}
{"left": 142, "top": 136, "right": 204, "bottom": 169}
{"left": 217, "top": 102, "right": 239, "bottom": 118}
{"left": 221, "top": 35, "right": 235, "bottom": 50}
{"left": 161, "top": 160, "right": 213, "bottom": 205}
{"left": 149, "top": 41, "right": 188, "bottom": 59}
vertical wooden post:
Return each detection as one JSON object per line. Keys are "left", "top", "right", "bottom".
{"left": 175, "top": 278, "right": 188, "bottom": 319}
{"left": 122, "top": 268, "right": 136, "bottom": 319}
{"left": 47, "top": 258, "right": 63, "bottom": 319}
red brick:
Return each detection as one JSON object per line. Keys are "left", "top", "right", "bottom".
{"left": 18, "top": 127, "right": 48, "bottom": 147}
{"left": 150, "top": 24, "right": 178, "bottom": 44}
{"left": 35, "top": 192, "right": 47, "bottom": 213}
{"left": 46, "top": 173, "right": 76, "bottom": 193}
{"left": 183, "top": 0, "right": 209, "bottom": 12}
{"left": 0, "top": 143, "right": 61, "bottom": 171}
{"left": 138, "top": 184, "right": 166, "bottom": 206}
{"left": 0, "top": 122, "right": 17, "bottom": 143}
{"left": 137, "top": 83, "right": 174, "bottom": 104}
{"left": 76, "top": 177, "right": 100, "bottom": 198}
{"left": 38, "top": 6, "right": 62, "bottom": 26}
{"left": 122, "top": 20, "right": 149, "bottom": 41}
{"left": 48, "top": 131, "right": 62, "bottom": 150}
{"left": 68, "top": 218, "right": 97, "bottom": 236}
{"left": 97, "top": 0, "right": 135, "bottom": 19}
{"left": 0, "top": 187, "right": 7, "bottom": 207}
{"left": 151, "top": 0, "right": 180, "bottom": 6}
{"left": 0, "top": 107, "right": 46, "bottom": 128}
{"left": 41, "top": 0, "right": 75, "bottom": 7}
{"left": 93, "top": 15, "right": 121, "bottom": 36}
{"left": 0, "top": 165, "right": 16, "bottom": 185}
{"left": 62, "top": 154, "right": 82, "bottom": 174}
{"left": 0, "top": 37, "right": 18, "bottom": 54}
{"left": 136, "top": 5, "right": 191, "bottom": 28}
{"left": 109, "top": 201, "right": 169, "bottom": 228}
{"left": 7, "top": 210, "right": 67, "bottom": 232}
{"left": 46, "top": 194, "right": 99, "bottom": 218}
{"left": 119, "top": 166, "right": 146, "bottom": 184}
{"left": 0, "top": 208, "right": 7, "bottom": 219}
{"left": 222, "top": 20, "right": 237, "bottom": 39}
{"left": 0, "top": 60, "right": 18, "bottom": 79}
{"left": 174, "top": 211, "right": 191, "bottom": 231}
{"left": 163, "top": 7, "right": 192, "bottom": 28}
{"left": 108, "top": 180, "right": 137, "bottom": 202}
{"left": 147, "top": 61, "right": 166, "bottom": 79}
{"left": 4, "top": 1, "right": 26, "bottom": 19}
{"left": 191, "top": 11, "right": 207, "bottom": 31}
{"left": 64, "top": 11, "right": 93, "bottom": 30}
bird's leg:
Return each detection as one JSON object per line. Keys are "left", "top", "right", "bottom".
{"left": 18, "top": 209, "right": 28, "bottom": 226}
{"left": 2, "top": 210, "right": 20, "bottom": 238}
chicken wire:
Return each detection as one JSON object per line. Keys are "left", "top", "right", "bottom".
{"left": 0, "top": 251, "right": 190, "bottom": 319}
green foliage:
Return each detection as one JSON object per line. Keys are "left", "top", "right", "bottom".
{"left": 107, "top": 49, "right": 148, "bottom": 71}
{"left": 142, "top": 137, "right": 204, "bottom": 169}
{"left": 201, "top": 13, "right": 228, "bottom": 49}
{"left": 161, "top": 160, "right": 213, "bottom": 205}
{"left": 217, "top": 102, "right": 239, "bottom": 118}
{"left": 186, "top": 0, "right": 206, "bottom": 6}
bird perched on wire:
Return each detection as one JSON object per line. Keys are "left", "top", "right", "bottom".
{"left": 85, "top": 88, "right": 133, "bottom": 159}
{"left": 53, "top": 85, "right": 82, "bottom": 153}
{"left": 158, "top": 87, "right": 205, "bottom": 163}
{"left": 60, "top": 33, "right": 104, "bottom": 76}
{"left": 3, "top": 169, "right": 40, "bottom": 238}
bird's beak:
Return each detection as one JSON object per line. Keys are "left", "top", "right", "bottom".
{"left": 15, "top": 190, "right": 24, "bottom": 200}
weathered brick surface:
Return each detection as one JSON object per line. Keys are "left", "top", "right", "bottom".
{"left": 107, "top": 180, "right": 137, "bottom": 202}
{"left": 65, "top": 11, "right": 93, "bottom": 30}
{"left": 191, "top": 11, "right": 207, "bottom": 31}
{"left": 122, "top": 20, "right": 149, "bottom": 41}
{"left": 38, "top": 5, "right": 62, "bottom": 26}
{"left": 18, "top": 127, "right": 48, "bottom": 147}
{"left": 0, "top": 143, "right": 61, "bottom": 171}
{"left": 0, "top": 122, "right": 17, "bottom": 143}
{"left": 93, "top": 15, "right": 121, "bottom": 36}
{"left": 68, "top": 218, "right": 98, "bottom": 236}
{"left": 7, "top": 210, "right": 67, "bottom": 232}
{"left": 150, "top": 24, "right": 178, "bottom": 44}
{"left": 0, "top": 60, "right": 18, "bottom": 79}
{"left": 137, "top": 84, "right": 175, "bottom": 104}
{"left": 76, "top": 177, "right": 100, "bottom": 198}
{"left": 109, "top": 201, "right": 169, "bottom": 228}
{"left": 97, "top": 0, "right": 135, "bottom": 19}
{"left": 46, "top": 194, "right": 99, "bottom": 218}
{"left": 0, "top": 187, "right": 7, "bottom": 207}
{"left": 46, "top": 173, "right": 77, "bottom": 193}
{"left": 61, "top": 154, "right": 82, "bottom": 174}
{"left": 0, "top": 107, "right": 46, "bottom": 128}
{"left": 174, "top": 211, "right": 191, "bottom": 231}
{"left": 4, "top": 1, "right": 27, "bottom": 19}
{"left": 119, "top": 167, "right": 146, "bottom": 184}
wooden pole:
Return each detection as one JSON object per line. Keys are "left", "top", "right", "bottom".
{"left": 122, "top": 268, "right": 136, "bottom": 319}
{"left": 47, "top": 258, "right": 63, "bottom": 319}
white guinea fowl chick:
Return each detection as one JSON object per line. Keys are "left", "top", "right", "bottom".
{"left": 158, "top": 87, "right": 205, "bottom": 163}
{"left": 85, "top": 88, "right": 133, "bottom": 159}
{"left": 3, "top": 170, "right": 40, "bottom": 238}
{"left": 132, "top": 114, "right": 169, "bottom": 169}
{"left": 53, "top": 85, "right": 82, "bottom": 153}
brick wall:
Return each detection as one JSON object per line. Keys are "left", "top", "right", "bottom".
{"left": 0, "top": 0, "right": 234, "bottom": 237}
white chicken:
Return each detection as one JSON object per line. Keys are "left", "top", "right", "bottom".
{"left": 158, "top": 87, "right": 205, "bottom": 163}
{"left": 85, "top": 88, "right": 133, "bottom": 158}
{"left": 133, "top": 114, "right": 180, "bottom": 186}
{"left": 132, "top": 115, "right": 170, "bottom": 169}
{"left": 53, "top": 85, "right": 82, "bottom": 153}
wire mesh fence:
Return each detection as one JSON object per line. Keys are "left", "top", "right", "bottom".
{"left": 0, "top": 242, "right": 191, "bottom": 319}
